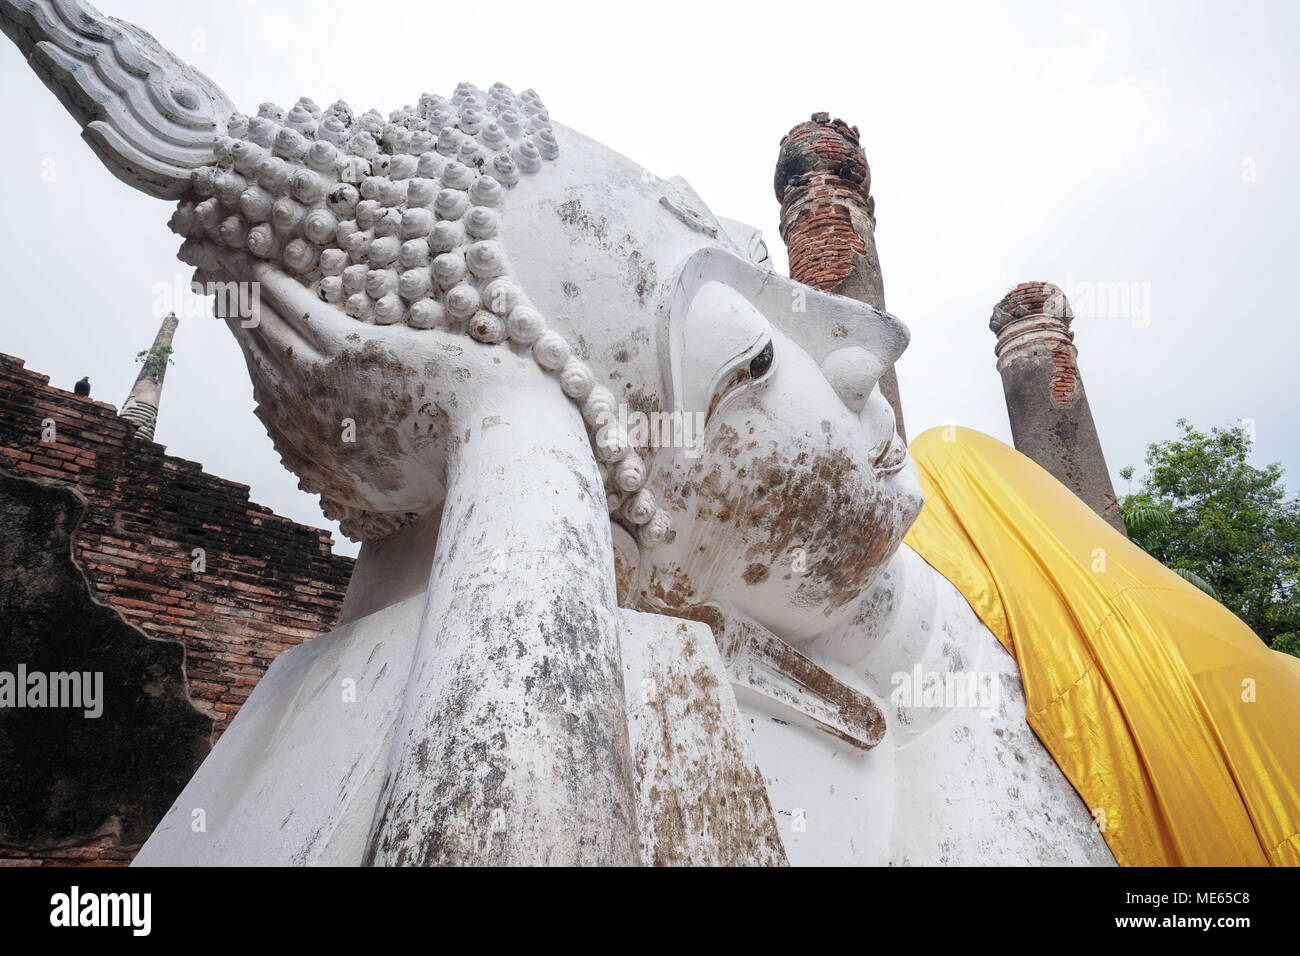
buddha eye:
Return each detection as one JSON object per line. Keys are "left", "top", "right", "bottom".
{"left": 680, "top": 282, "right": 776, "bottom": 423}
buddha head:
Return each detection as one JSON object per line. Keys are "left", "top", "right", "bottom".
{"left": 170, "top": 83, "right": 923, "bottom": 641}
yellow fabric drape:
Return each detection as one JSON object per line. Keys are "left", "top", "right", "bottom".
{"left": 903, "top": 426, "right": 1300, "bottom": 866}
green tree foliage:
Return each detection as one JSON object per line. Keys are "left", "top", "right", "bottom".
{"left": 134, "top": 345, "right": 174, "bottom": 369}
{"left": 1118, "top": 419, "right": 1300, "bottom": 651}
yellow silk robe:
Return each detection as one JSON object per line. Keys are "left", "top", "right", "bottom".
{"left": 904, "top": 426, "right": 1300, "bottom": 866}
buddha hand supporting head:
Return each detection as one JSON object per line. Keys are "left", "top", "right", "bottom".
{"left": 0, "top": 0, "right": 923, "bottom": 640}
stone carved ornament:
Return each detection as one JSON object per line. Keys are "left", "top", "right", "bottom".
{"left": 2, "top": 0, "right": 1115, "bottom": 865}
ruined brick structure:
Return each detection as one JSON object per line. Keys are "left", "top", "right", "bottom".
{"left": 990, "top": 282, "right": 1126, "bottom": 534}
{"left": 776, "top": 112, "right": 905, "bottom": 439}
{"left": 0, "top": 352, "right": 354, "bottom": 865}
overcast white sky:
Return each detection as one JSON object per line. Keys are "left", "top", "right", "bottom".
{"left": 2, "top": 0, "right": 1296, "bottom": 557}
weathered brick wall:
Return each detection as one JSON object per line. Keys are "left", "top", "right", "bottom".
{"left": 775, "top": 112, "right": 874, "bottom": 292}
{"left": 992, "top": 280, "right": 1063, "bottom": 320}
{"left": 0, "top": 352, "right": 354, "bottom": 864}
{"left": 990, "top": 281, "right": 1080, "bottom": 407}
{"left": 1049, "top": 347, "right": 1080, "bottom": 406}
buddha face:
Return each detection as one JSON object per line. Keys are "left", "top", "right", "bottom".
{"left": 499, "top": 127, "right": 924, "bottom": 640}
{"left": 642, "top": 281, "right": 923, "bottom": 642}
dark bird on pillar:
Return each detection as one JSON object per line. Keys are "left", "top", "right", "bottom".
{"left": 74, "top": 377, "right": 90, "bottom": 397}
{"left": 836, "top": 161, "right": 865, "bottom": 184}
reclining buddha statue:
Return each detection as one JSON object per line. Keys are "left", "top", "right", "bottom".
{"left": 4, "top": 0, "right": 1297, "bottom": 866}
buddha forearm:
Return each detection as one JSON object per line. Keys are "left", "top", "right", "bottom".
{"left": 364, "top": 387, "right": 639, "bottom": 865}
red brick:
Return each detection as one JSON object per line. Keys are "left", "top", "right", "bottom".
{"left": 0, "top": 350, "right": 356, "bottom": 864}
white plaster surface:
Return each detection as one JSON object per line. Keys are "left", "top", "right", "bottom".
{"left": 620, "top": 610, "right": 785, "bottom": 865}
{"left": 745, "top": 544, "right": 1116, "bottom": 866}
{"left": 135, "top": 591, "right": 424, "bottom": 865}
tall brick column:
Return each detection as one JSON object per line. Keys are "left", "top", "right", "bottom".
{"left": 120, "top": 312, "right": 179, "bottom": 441}
{"left": 775, "top": 112, "right": 905, "bottom": 440}
{"left": 990, "top": 282, "right": 1125, "bottom": 534}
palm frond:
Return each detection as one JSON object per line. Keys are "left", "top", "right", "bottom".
{"left": 1123, "top": 506, "right": 1170, "bottom": 538}
{"left": 1170, "top": 567, "right": 1218, "bottom": 599}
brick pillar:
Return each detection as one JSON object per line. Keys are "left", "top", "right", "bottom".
{"left": 990, "top": 282, "right": 1125, "bottom": 534}
{"left": 775, "top": 112, "right": 905, "bottom": 440}
{"left": 120, "top": 312, "right": 179, "bottom": 441}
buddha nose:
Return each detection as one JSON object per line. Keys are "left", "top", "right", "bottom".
{"left": 821, "top": 346, "right": 884, "bottom": 415}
